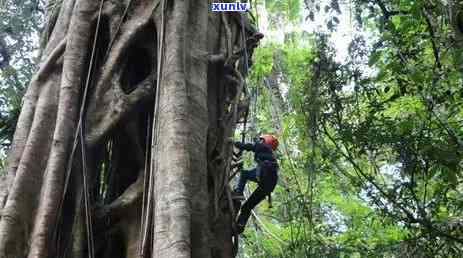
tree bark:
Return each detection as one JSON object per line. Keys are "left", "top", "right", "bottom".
{"left": 0, "top": 0, "right": 261, "bottom": 257}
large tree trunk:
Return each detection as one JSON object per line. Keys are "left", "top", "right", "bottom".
{"left": 0, "top": 0, "right": 261, "bottom": 257}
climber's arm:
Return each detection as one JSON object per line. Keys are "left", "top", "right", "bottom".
{"left": 234, "top": 142, "right": 256, "bottom": 152}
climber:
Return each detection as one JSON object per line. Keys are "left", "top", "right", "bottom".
{"left": 232, "top": 134, "right": 279, "bottom": 234}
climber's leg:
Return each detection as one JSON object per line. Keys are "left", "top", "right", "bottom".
{"left": 235, "top": 162, "right": 278, "bottom": 234}
{"left": 234, "top": 167, "right": 258, "bottom": 194}
{"left": 235, "top": 186, "right": 267, "bottom": 233}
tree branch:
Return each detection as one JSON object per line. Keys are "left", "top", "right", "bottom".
{"left": 422, "top": 8, "right": 442, "bottom": 69}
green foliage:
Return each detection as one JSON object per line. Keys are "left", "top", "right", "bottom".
{"left": 0, "top": 0, "right": 44, "bottom": 152}
{"left": 240, "top": 0, "right": 463, "bottom": 257}
{"left": 263, "top": 0, "right": 302, "bottom": 28}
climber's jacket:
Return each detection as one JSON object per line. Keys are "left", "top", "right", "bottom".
{"left": 234, "top": 141, "right": 278, "bottom": 189}
{"left": 234, "top": 141, "right": 276, "bottom": 164}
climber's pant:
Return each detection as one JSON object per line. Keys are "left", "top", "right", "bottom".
{"left": 234, "top": 167, "right": 260, "bottom": 194}
{"left": 237, "top": 160, "right": 278, "bottom": 228}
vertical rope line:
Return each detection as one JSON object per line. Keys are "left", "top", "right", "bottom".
{"left": 138, "top": 2, "right": 162, "bottom": 251}
{"left": 80, "top": 1, "right": 106, "bottom": 257}
{"left": 240, "top": 14, "right": 249, "bottom": 75}
{"left": 229, "top": 12, "right": 254, "bottom": 255}
{"left": 150, "top": 0, "right": 166, "bottom": 252}
{"left": 57, "top": 0, "right": 105, "bottom": 257}
{"left": 140, "top": 0, "right": 167, "bottom": 256}
{"left": 262, "top": 67, "right": 308, "bottom": 252}
{"left": 240, "top": 13, "right": 251, "bottom": 143}
{"left": 138, "top": 114, "right": 151, "bottom": 256}
{"left": 80, "top": 126, "right": 95, "bottom": 258}
{"left": 307, "top": 59, "right": 320, "bottom": 256}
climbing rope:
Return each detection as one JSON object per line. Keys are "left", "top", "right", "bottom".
{"left": 231, "top": 13, "right": 253, "bottom": 186}
{"left": 139, "top": 0, "right": 167, "bottom": 256}
{"left": 224, "top": 12, "right": 255, "bottom": 257}
{"left": 239, "top": 13, "right": 252, "bottom": 144}
{"left": 79, "top": 2, "right": 108, "bottom": 256}
{"left": 138, "top": 113, "right": 151, "bottom": 256}
{"left": 262, "top": 72, "right": 318, "bottom": 252}
{"left": 231, "top": 12, "right": 253, "bottom": 179}
{"left": 240, "top": 14, "right": 249, "bottom": 75}
{"left": 57, "top": 1, "right": 105, "bottom": 257}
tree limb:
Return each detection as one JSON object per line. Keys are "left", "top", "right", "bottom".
{"left": 423, "top": 7, "right": 442, "bottom": 69}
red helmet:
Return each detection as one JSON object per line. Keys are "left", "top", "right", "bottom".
{"left": 260, "top": 134, "right": 278, "bottom": 150}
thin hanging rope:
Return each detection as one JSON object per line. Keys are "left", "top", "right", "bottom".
{"left": 228, "top": 12, "right": 255, "bottom": 256}
{"left": 57, "top": 1, "right": 105, "bottom": 257}
{"left": 240, "top": 13, "right": 251, "bottom": 143}
{"left": 150, "top": 0, "right": 166, "bottom": 252}
{"left": 79, "top": 0, "right": 107, "bottom": 257}
{"left": 137, "top": 113, "right": 151, "bottom": 256}
{"left": 80, "top": 124, "right": 95, "bottom": 258}
{"left": 240, "top": 14, "right": 249, "bottom": 75}
{"left": 139, "top": 0, "right": 167, "bottom": 256}
{"left": 248, "top": 79, "right": 259, "bottom": 141}
{"left": 262, "top": 71, "right": 316, "bottom": 251}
